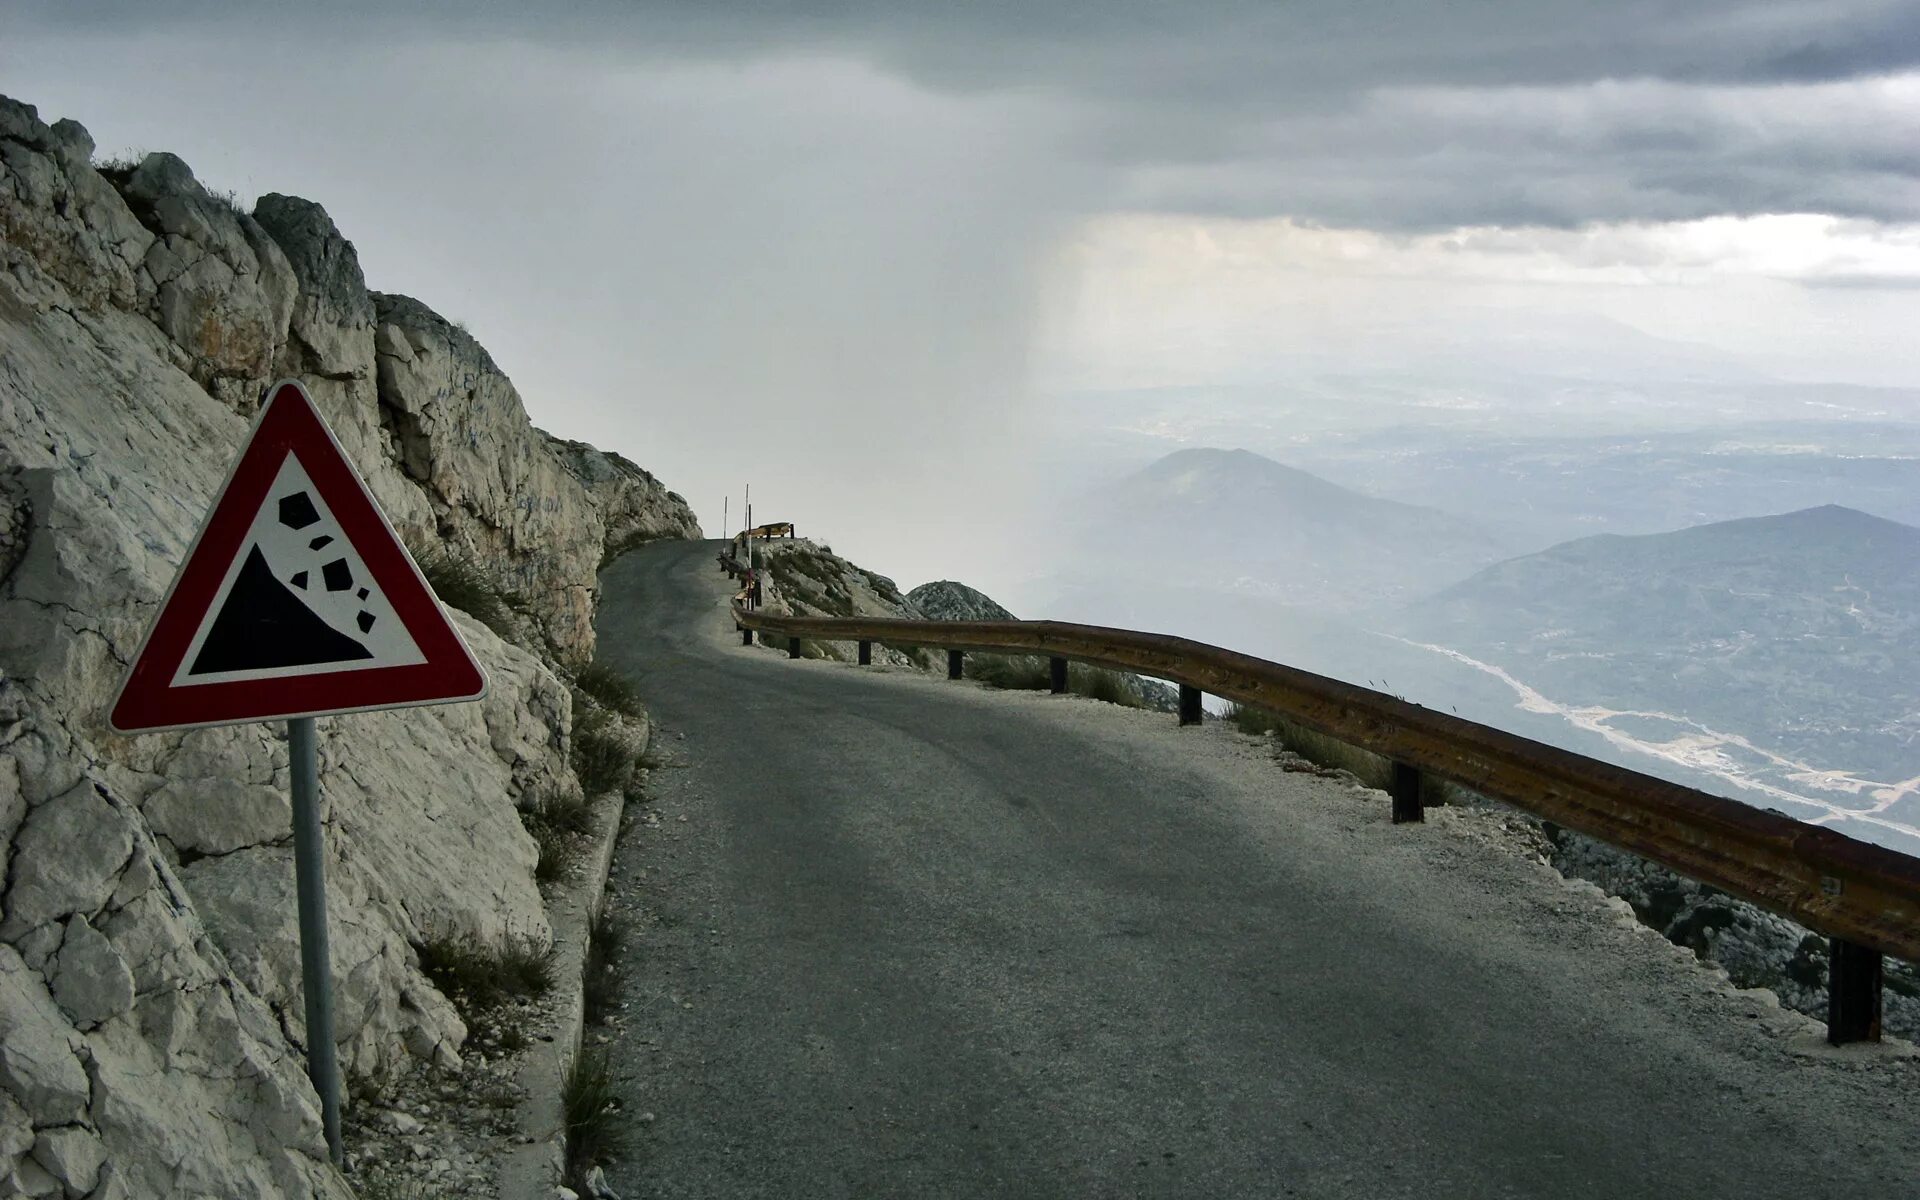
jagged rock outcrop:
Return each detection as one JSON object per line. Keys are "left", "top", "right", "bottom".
{"left": 747, "top": 538, "right": 930, "bottom": 666}
{"left": 0, "top": 93, "right": 698, "bottom": 1198}
{"left": 545, "top": 434, "right": 702, "bottom": 563}
{"left": 905, "top": 580, "right": 1016, "bottom": 623}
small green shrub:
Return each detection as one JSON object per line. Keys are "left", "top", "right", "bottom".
{"left": 563, "top": 1047, "right": 627, "bottom": 1187}
{"left": 414, "top": 548, "right": 514, "bottom": 637}
{"left": 1078, "top": 665, "right": 1146, "bottom": 708}
{"left": 530, "top": 824, "right": 572, "bottom": 883}
{"left": 353, "top": 1168, "right": 456, "bottom": 1200}
{"left": 1226, "top": 702, "right": 1284, "bottom": 737}
{"left": 1223, "top": 701, "right": 1460, "bottom": 806}
{"left": 529, "top": 775, "right": 602, "bottom": 833}
{"left": 1224, "top": 702, "right": 1389, "bottom": 784}
{"left": 520, "top": 785, "right": 596, "bottom": 881}
{"left": 573, "top": 724, "right": 635, "bottom": 797}
{"left": 415, "top": 928, "right": 553, "bottom": 1015}
{"left": 573, "top": 662, "right": 643, "bottom": 718}
{"left": 93, "top": 150, "right": 144, "bottom": 181}
{"left": 965, "top": 654, "right": 1050, "bottom": 691}
{"left": 583, "top": 905, "right": 623, "bottom": 1027}
{"left": 540, "top": 785, "right": 599, "bottom": 835}
{"left": 965, "top": 655, "right": 1147, "bottom": 709}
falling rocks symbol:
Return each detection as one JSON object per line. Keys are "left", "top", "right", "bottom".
{"left": 188, "top": 545, "right": 374, "bottom": 675}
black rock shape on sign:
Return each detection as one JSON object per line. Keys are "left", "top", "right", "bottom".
{"left": 322, "top": 559, "right": 353, "bottom": 592}
{"left": 189, "top": 546, "right": 373, "bottom": 675}
{"left": 279, "top": 492, "right": 321, "bottom": 530}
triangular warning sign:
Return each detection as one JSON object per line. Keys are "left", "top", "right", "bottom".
{"left": 110, "top": 380, "right": 487, "bottom": 733}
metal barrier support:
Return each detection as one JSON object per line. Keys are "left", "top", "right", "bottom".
{"left": 789, "top": 636, "right": 802, "bottom": 659}
{"left": 1391, "top": 762, "right": 1424, "bottom": 824}
{"left": 741, "top": 626, "right": 752, "bottom": 645}
{"left": 1829, "top": 939, "right": 1883, "bottom": 1044}
{"left": 948, "top": 649, "right": 964, "bottom": 680}
{"left": 858, "top": 640, "right": 872, "bottom": 666}
{"left": 1179, "top": 684, "right": 1203, "bottom": 726}
{"left": 1050, "top": 656, "right": 1067, "bottom": 694}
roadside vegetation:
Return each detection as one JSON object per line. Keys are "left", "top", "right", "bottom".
{"left": 582, "top": 904, "right": 623, "bottom": 1028}
{"left": 1223, "top": 701, "right": 1461, "bottom": 804}
{"left": 520, "top": 784, "right": 598, "bottom": 882}
{"left": 572, "top": 703, "right": 640, "bottom": 796}
{"left": 413, "top": 546, "right": 516, "bottom": 638}
{"left": 414, "top": 926, "right": 553, "bottom": 1019}
{"left": 562, "top": 1046, "right": 627, "bottom": 1191}
{"left": 571, "top": 659, "right": 644, "bottom": 717}
{"left": 965, "top": 653, "right": 1156, "bottom": 709}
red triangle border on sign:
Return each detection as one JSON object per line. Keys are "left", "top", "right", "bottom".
{"left": 110, "top": 380, "right": 488, "bottom": 733}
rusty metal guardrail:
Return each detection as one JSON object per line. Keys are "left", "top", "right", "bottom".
{"left": 731, "top": 603, "right": 1919, "bottom": 1044}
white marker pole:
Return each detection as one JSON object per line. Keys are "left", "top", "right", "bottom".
{"left": 288, "top": 716, "right": 343, "bottom": 1164}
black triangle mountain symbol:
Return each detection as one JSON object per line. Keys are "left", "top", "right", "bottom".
{"left": 189, "top": 546, "right": 373, "bottom": 675}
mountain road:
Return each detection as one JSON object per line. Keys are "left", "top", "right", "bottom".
{"left": 592, "top": 538, "right": 1920, "bottom": 1199}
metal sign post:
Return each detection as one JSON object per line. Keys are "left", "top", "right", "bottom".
{"left": 287, "top": 716, "right": 342, "bottom": 1162}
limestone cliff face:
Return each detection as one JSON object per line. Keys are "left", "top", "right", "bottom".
{"left": 0, "top": 95, "right": 697, "bottom": 1198}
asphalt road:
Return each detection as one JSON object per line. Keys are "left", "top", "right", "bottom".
{"left": 595, "top": 538, "right": 1920, "bottom": 1200}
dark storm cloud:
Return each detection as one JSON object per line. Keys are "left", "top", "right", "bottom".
{"left": 11, "top": 0, "right": 1920, "bottom": 228}
{"left": 22, "top": 1, "right": 1920, "bottom": 86}
{"left": 11, "top": 0, "right": 1920, "bottom": 231}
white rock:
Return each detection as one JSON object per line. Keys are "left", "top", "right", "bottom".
{"left": 8, "top": 1154, "right": 61, "bottom": 1197}
{"left": 29, "top": 1124, "right": 104, "bottom": 1194}
{"left": 48, "top": 915, "right": 136, "bottom": 1029}
{"left": 0, "top": 782, "right": 134, "bottom": 941}
{"left": 0, "top": 1090, "right": 34, "bottom": 1159}
{"left": 141, "top": 776, "right": 291, "bottom": 857}
{"left": 0, "top": 946, "right": 91, "bottom": 1124}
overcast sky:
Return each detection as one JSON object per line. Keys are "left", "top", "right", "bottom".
{"left": 5, "top": 1, "right": 1918, "bottom": 587}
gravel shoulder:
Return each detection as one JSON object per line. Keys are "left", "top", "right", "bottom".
{"left": 592, "top": 539, "right": 1920, "bottom": 1200}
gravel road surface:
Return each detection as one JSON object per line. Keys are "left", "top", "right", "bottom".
{"left": 594, "top": 538, "right": 1920, "bottom": 1199}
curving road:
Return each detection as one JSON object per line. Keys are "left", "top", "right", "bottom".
{"left": 594, "top": 538, "right": 1920, "bottom": 1200}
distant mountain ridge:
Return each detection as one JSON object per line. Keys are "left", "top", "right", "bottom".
{"left": 1405, "top": 504, "right": 1920, "bottom": 783}
{"left": 1065, "top": 446, "right": 1511, "bottom": 610}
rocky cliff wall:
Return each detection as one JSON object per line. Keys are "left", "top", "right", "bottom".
{"left": 0, "top": 94, "right": 697, "bottom": 1198}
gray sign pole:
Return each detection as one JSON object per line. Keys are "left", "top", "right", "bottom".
{"left": 288, "top": 716, "right": 343, "bottom": 1165}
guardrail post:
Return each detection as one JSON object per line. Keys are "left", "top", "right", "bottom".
{"left": 1050, "top": 657, "right": 1067, "bottom": 694}
{"left": 788, "top": 636, "right": 802, "bottom": 660}
{"left": 858, "top": 640, "right": 871, "bottom": 666}
{"left": 1179, "top": 684, "right": 1203, "bottom": 726}
{"left": 741, "top": 626, "right": 752, "bottom": 646}
{"left": 1391, "top": 762, "right": 1424, "bottom": 824}
{"left": 948, "top": 649, "right": 964, "bottom": 680}
{"left": 1828, "top": 938, "right": 1883, "bottom": 1044}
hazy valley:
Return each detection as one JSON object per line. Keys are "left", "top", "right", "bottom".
{"left": 1019, "top": 373, "right": 1920, "bottom": 858}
